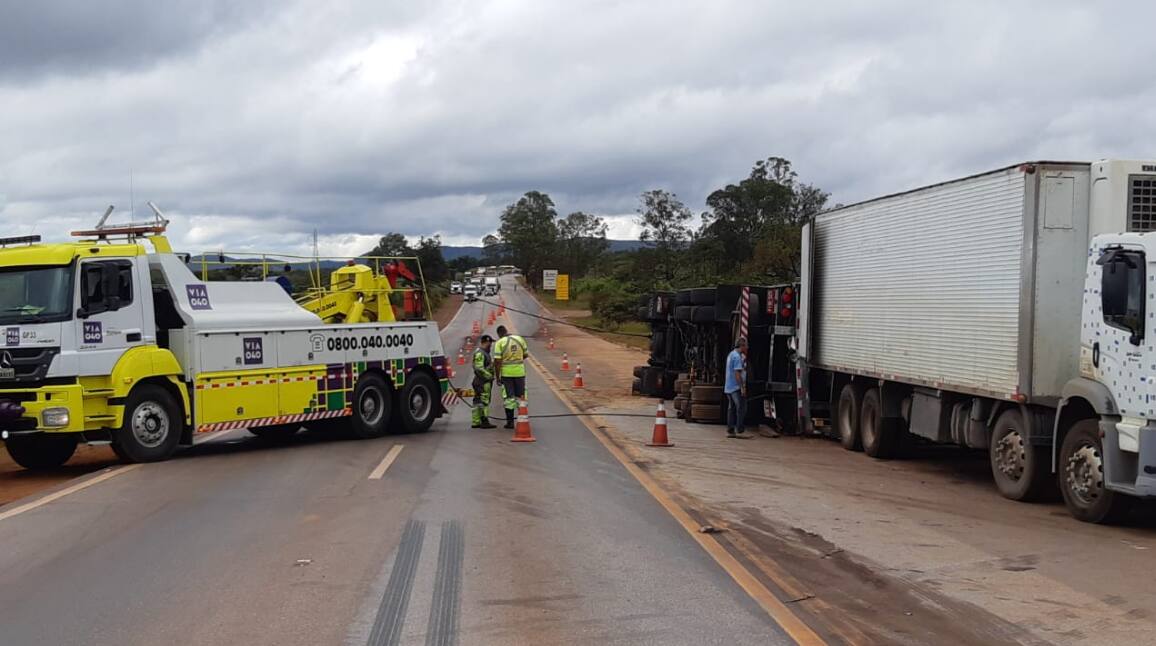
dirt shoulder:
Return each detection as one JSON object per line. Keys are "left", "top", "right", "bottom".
{"left": 518, "top": 286, "right": 1156, "bottom": 646}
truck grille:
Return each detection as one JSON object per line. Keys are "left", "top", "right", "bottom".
{"left": 0, "top": 346, "right": 61, "bottom": 385}
{"left": 1129, "top": 175, "right": 1156, "bottom": 232}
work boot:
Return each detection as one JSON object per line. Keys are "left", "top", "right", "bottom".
{"left": 480, "top": 419, "right": 497, "bottom": 429}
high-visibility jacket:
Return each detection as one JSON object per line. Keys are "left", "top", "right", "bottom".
{"left": 493, "top": 334, "right": 528, "bottom": 378}
{"left": 473, "top": 347, "right": 493, "bottom": 381}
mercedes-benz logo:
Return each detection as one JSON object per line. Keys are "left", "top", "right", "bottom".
{"left": 0, "top": 352, "right": 13, "bottom": 369}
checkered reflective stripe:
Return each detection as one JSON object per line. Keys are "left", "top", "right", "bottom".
{"left": 196, "top": 409, "right": 350, "bottom": 433}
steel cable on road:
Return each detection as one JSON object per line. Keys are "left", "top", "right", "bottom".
{"left": 471, "top": 296, "right": 652, "bottom": 338}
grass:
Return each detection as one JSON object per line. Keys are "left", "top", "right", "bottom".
{"left": 532, "top": 288, "right": 650, "bottom": 351}
{"left": 571, "top": 315, "right": 651, "bottom": 351}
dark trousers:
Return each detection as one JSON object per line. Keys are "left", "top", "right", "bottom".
{"left": 501, "top": 376, "right": 526, "bottom": 420}
{"left": 727, "top": 390, "right": 747, "bottom": 433}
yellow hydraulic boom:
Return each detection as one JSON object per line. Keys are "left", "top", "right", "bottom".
{"left": 297, "top": 264, "right": 398, "bottom": 323}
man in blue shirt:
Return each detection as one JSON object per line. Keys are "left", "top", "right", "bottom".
{"left": 724, "top": 338, "right": 751, "bottom": 439}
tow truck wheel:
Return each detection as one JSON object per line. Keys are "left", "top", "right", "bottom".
{"left": 1059, "top": 419, "right": 1132, "bottom": 523}
{"left": 111, "top": 384, "right": 181, "bottom": 463}
{"left": 989, "top": 408, "right": 1052, "bottom": 502}
{"left": 394, "top": 372, "right": 437, "bottom": 434}
{"left": 4, "top": 433, "right": 78, "bottom": 470}
{"left": 351, "top": 373, "right": 392, "bottom": 439}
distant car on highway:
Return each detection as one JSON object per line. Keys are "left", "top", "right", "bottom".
{"left": 463, "top": 283, "right": 479, "bottom": 301}
{"left": 449, "top": 281, "right": 462, "bottom": 294}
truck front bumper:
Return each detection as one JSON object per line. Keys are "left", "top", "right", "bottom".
{"left": 0, "top": 384, "right": 86, "bottom": 438}
{"left": 1103, "top": 421, "right": 1156, "bottom": 497}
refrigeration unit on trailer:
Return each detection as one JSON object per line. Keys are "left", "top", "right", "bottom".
{"left": 794, "top": 159, "right": 1156, "bottom": 522}
{"left": 0, "top": 206, "right": 450, "bottom": 470}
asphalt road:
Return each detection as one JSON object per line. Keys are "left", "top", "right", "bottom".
{"left": 0, "top": 275, "right": 788, "bottom": 646}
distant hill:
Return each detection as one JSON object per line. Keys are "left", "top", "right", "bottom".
{"left": 442, "top": 239, "right": 644, "bottom": 261}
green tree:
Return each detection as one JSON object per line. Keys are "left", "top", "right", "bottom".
{"left": 556, "top": 211, "right": 608, "bottom": 278}
{"left": 368, "top": 232, "right": 413, "bottom": 258}
{"left": 414, "top": 235, "right": 449, "bottom": 283}
{"left": 447, "top": 255, "right": 480, "bottom": 274}
{"left": 636, "top": 189, "right": 693, "bottom": 285}
{"left": 498, "top": 191, "right": 559, "bottom": 287}
{"left": 698, "top": 156, "right": 828, "bottom": 281}
{"left": 481, "top": 233, "right": 505, "bottom": 265}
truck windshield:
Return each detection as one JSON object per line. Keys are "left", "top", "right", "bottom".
{"left": 0, "top": 265, "right": 74, "bottom": 324}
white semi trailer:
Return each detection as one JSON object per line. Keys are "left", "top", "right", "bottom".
{"left": 797, "top": 159, "right": 1156, "bottom": 523}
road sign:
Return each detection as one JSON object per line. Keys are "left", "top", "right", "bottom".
{"left": 543, "top": 269, "right": 558, "bottom": 290}
{"left": 556, "top": 274, "right": 570, "bottom": 301}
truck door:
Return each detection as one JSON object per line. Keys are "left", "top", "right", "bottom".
{"left": 1093, "top": 246, "right": 1150, "bottom": 438}
{"left": 76, "top": 258, "right": 146, "bottom": 375}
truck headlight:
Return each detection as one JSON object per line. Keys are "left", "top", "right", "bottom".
{"left": 42, "top": 407, "right": 70, "bottom": 428}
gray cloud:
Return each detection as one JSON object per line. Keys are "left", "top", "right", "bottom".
{"left": 1, "top": 0, "right": 1152, "bottom": 255}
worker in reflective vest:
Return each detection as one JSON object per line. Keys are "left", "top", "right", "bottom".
{"left": 492, "top": 324, "right": 528, "bottom": 429}
{"left": 471, "top": 335, "right": 497, "bottom": 429}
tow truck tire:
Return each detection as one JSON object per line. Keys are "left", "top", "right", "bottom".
{"left": 860, "top": 388, "right": 900, "bottom": 459}
{"left": 395, "top": 372, "right": 437, "bottom": 434}
{"left": 4, "top": 433, "right": 78, "bottom": 470}
{"left": 112, "top": 384, "right": 181, "bottom": 463}
{"left": 350, "top": 373, "right": 392, "bottom": 439}
{"left": 837, "top": 384, "right": 862, "bottom": 451}
{"left": 1059, "top": 419, "right": 1133, "bottom": 523}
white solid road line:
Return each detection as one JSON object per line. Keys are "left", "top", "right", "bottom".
{"left": 369, "top": 444, "right": 405, "bottom": 480}
{"left": 0, "top": 464, "right": 142, "bottom": 523}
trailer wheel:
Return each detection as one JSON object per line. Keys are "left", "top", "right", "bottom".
{"left": 860, "top": 388, "right": 900, "bottom": 458}
{"left": 4, "top": 433, "right": 78, "bottom": 470}
{"left": 691, "top": 385, "right": 723, "bottom": 404}
{"left": 688, "top": 288, "right": 716, "bottom": 306}
{"left": 690, "top": 306, "right": 717, "bottom": 324}
{"left": 689, "top": 403, "right": 722, "bottom": 423}
{"left": 112, "top": 384, "right": 181, "bottom": 463}
{"left": 673, "top": 306, "right": 693, "bottom": 321}
{"left": 351, "top": 373, "right": 392, "bottom": 439}
{"left": 836, "top": 384, "right": 862, "bottom": 451}
{"left": 394, "top": 372, "right": 437, "bottom": 434}
{"left": 989, "top": 408, "right": 1053, "bottom": 502}
{"left": 1059, "top": 419, "right": 1132, "bottom": 523}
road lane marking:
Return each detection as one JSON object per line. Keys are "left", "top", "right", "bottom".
{"left": 523, "top": 351, "right": 828, "bottom": 646}
{"left": 0, "top": 464, "right": 141, "bottom": 523}
{"left": 370, "top": 444, "right": 405, "bottom": 480}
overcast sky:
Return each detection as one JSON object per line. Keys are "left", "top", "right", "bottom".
{"left": 1, "top": 1, "right": 1151, "bottom": 256}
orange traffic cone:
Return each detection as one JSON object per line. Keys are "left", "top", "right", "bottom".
{"left": 548, "top": 338, "right": 555, "bottom": 350}
{"left": 472, "top": 320, "right": 481, "bottom": 334}
{"left": 647, "top": 401, "right": 674, "bottom": 447}
{"left": 457, "top": 349, "right": 466, "bottom": 365}
{"left": 512, "top": 400, "right": 535, "bottom": 442}
{"left": 447, "top": 364, "right": 455, "bottom": 379}
{"left": 573, "top": 363, "right": 584, "bottom": 388}
{"left": 561, "top": 353, "right": 570, "bottom": 371}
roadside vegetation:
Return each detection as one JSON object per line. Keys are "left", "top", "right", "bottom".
{"left": 478, "top": 156, "right": 831, "bottom": 330}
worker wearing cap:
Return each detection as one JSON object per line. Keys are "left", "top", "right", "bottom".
{"left": 492, "top": 325, "right": 528, "bottom": 429}
{"left": 471, "top": 335, "right": 497, "bottom": 429}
